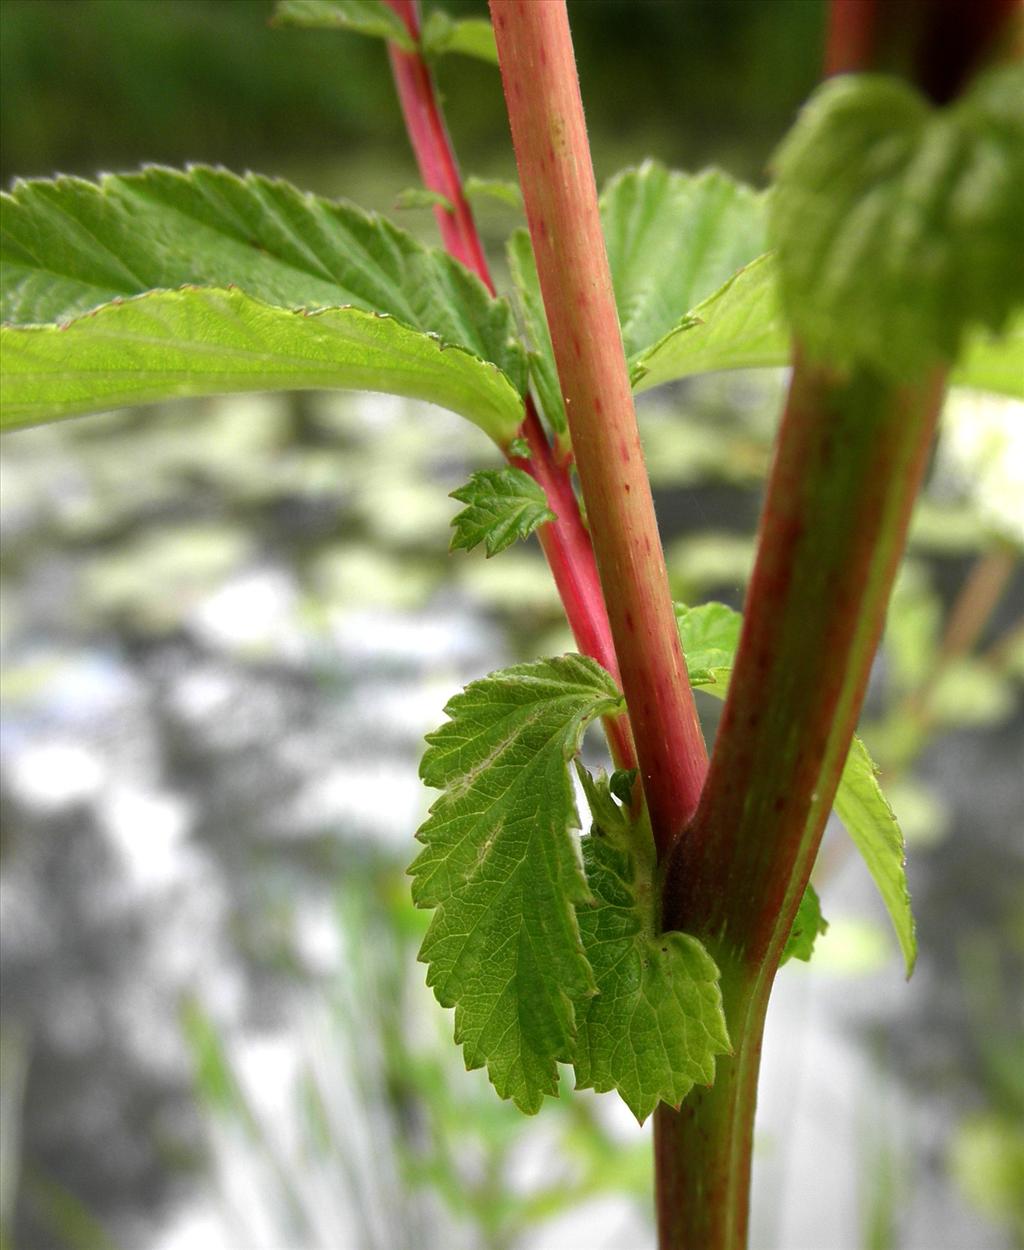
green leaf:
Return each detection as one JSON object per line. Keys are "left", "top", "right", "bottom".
{"left": 675, "top": 600, "right": 916, "bottom": 974}
{"left": 601, "top": 162, "right": 768, "bottom": 362}
{"left": 272, "top": 0, "right": 414, "bottom": 48}
{"left": 449, "top": 467, "right": 555, "bottom": 557}
{"left": 630, "top": 253, "right": 789, "bottom": 392}
{"left": 1, "top": 166, "right": 526, "bottom": 439}
{"left": 394, "top": 187, "right": 454, "bottom": 212}
{"left": 631, "top": 254, "right": 1023, "bottom": 397}
{"left": 779, "top": 884, "right": 828, "bottom": 966}
{"left": 674, "top": 599, "right": 742, "bottom": 687}
{"left": 573, "top": 769, "right": 730, "bottom": 1123}
{"left": 421, "top": 9, "right": 499, "bottom": 65}
{"left": 465, "top": 176, "right": 523, "bottom": 210}
{"left": 0, "top": 287, "right": 523, "bottom": 440}
{"left": 410, "top": 656, "right": 623, "bottom": 1113}
{"left": 770, "top": 64, "right": 1024, "bottom": 379}
{"left": 507, "top": 229, "right": 568, "bottom": 438}
{"left": 833, "top": 737, "right": 917, "bottom": 976}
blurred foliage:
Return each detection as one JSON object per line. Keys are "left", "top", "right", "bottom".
{"left": 182, "top": 864, "right": 651, "bottom": 1250}
{"left": 0, "top": 0, "right": 824, "bottom": 192}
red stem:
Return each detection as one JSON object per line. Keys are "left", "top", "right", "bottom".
{"left": 490, "top": 0, "right": 708, "bottom": 854}
{"left": 380, "top": 0, "right": 635, "bottom": 770}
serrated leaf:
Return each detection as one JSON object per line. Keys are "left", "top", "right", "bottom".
{"left": 602, "top": 162, "right": 768, "bottom": 361}
{"left": 832, "top": 737, "right": 917, "bottom": 976}
{"left": 272, "top": 0, "right": 414, "bottom": 48}
{"left": 421, "top": 10, "right": 499, "bottom": 65}
{"left": 1, "top": 167, "right": 525, "bottom": 385}
{"left": 780, "top": 884, "right": 828, "bottom": 966}
{"left": 770, "top": 64, "right": 1024, "bottom": 379}
{"left": 676, "top": 600, "right": 916, "bottom": 973}
{"left": 506, "top": 229, "right": 568, "bottom": 438}
{"left": 449, "top": 467, "right": 555, "bottom": 557}
{"left": 411, "top": 656, "right": 623, "bottom": 1113}
{"left": 0, "top": 287, "right": 523, "bottom": 439}
{"left": 573, "top": 769, "right": 730, "bottom": 1123}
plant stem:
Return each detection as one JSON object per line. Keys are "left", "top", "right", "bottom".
{"left": 490, "top": 0, "right": 707, "bottom": 856}
{"left": 381, "top": 0, "right": 635, "bottom": 769}
{"left": 656, "top": 357, "right": 945, "bottom": 1250}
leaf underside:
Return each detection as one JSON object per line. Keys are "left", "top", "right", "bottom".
{"left": 449, "top": 467, "right": 555, "bottom": 557}
{"left": 678, "top": 601, "right": 916, "bottom": 973}
{"left": 0, "top": 287, "right": 523, "bottom": 436}
{"left": 410, "top": 656, "right": 622, "bottom": 1114}
{"left": 573, "top": 770, "right": 730, "bottom": 1123}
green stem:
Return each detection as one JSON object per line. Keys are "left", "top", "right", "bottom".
{"left": 656, "top": 355, "right": 945, "bottom": 1249}
{"left": 489, "top": 0, "right": 707, "bottom": 855}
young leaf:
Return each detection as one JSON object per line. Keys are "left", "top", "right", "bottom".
{"left": 832, "top": 737, "right": 917, "bottom": 977}
{"left": 601, "top": 162, "right": 768, "bottom": 362}
{"left": 770, "top": 64, "right": 1024, "bottom": 379}
{"left": 779, "top": 884, "right": 828, "bottom": 966}
{"left": 421, "top": 10, "right": 499, "bottom": 65}
{"left": 411, "top": 656, "right": 624, "bottom": 1113}
{"left": 0, "top": 287, "right": 524, "bottom": 440}
{"left": 507, "top": 229, "right": 568, "bottom": 438}
{"left": 676, "top": 600, "right": 916, "bottom": 973}
{"left": 272, "top": 0, "right": 414, "bottom": 48}
{"left": 573, "top": 769, "right": 730, "bottom": 1123}
{"left": 449, "top": 467, "right": 555, "bottom": 557}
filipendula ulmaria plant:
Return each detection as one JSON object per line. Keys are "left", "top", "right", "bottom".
{"left": 1, "top": 1, "right": 1021, "bottom": 1246}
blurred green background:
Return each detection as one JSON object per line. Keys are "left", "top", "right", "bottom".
{"left": 1, "top": 3, "right": 1022, "bottom": 1250}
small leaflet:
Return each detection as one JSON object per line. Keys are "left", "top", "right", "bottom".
{"left": 449, "top": 467, "right": 555, "bottom": 557}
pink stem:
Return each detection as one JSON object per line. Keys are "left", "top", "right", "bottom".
{"left": 490, "top": 0, "right": 707, "bottom": 854}
{"left": 381, "top": 0, "right": 635, "bottom": 770}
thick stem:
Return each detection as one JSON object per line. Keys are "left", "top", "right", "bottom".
{"left": 490, "top": 0, "right": 707, "bottom": 855}
{"left": 381, "top": 0, "right": 635, "bottom": 768}
{"left": 656, "top": 357, "right": 945, "bottom": 1249}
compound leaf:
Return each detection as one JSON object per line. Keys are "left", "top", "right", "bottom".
{"left": 449, "top": 467, "right": 555, "bottom": 557}
{"left": 411, "top": 656, "right": 623, "bottom": 1113}
{"left": 573, "top": 770, "right": 730, "bottom": 1123}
